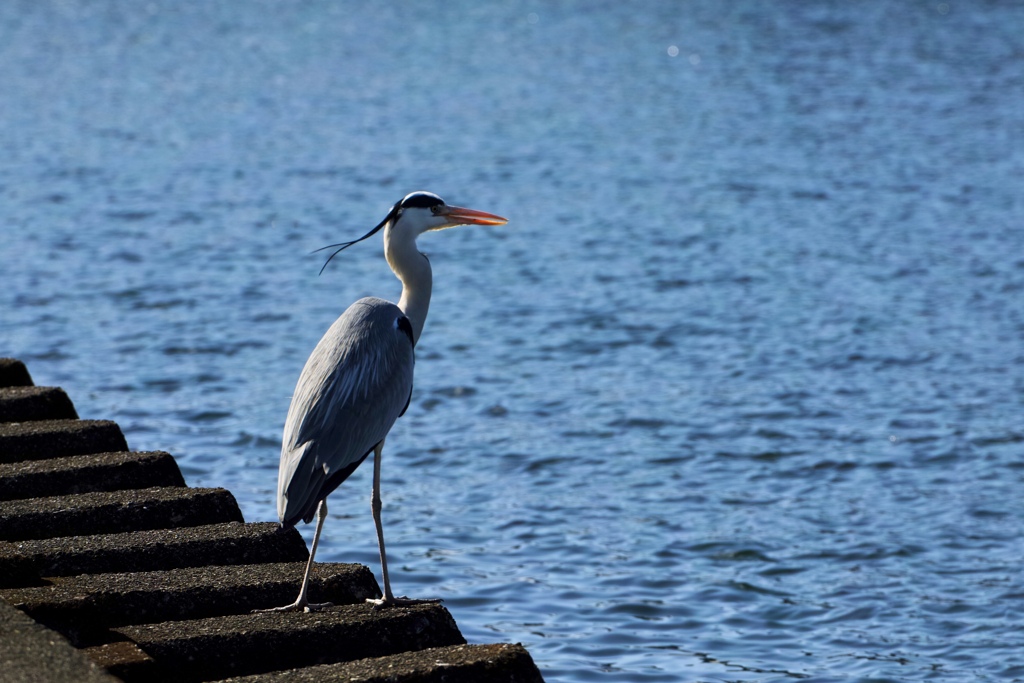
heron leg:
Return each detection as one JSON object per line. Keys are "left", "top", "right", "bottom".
{"left": 254, "top": 498, "right": 334, "bottom": 613}
{"left": 366, "top": 440, "right": 441, "bottom": 610}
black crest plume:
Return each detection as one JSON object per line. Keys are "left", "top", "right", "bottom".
{"left": 314, "top": 201, "right": 402, "bottom": 276}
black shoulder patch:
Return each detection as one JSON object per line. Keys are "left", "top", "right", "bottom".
{"left": 396, "top": 315, "right": 415, "bottom": 347}
{"left": 400, "top": 191, "right": 444, "bottom": 210}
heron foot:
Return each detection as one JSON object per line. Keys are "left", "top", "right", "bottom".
{"left": 366, "top": 596, "right": 442, "bottom": 610}
{"left": 252, "top": 600, "right": 334, "bottom": 614}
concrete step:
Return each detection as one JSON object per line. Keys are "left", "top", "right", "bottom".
{"left": 1, "top": 561, "right": 380, "bottom": 647}
{"left": 0, "top": 386, "right": 79, "bottom": 422}
{"left": 0, "top": 486, "right": 244, "bottom": 541}
{"left": 0, "top": 450, "right": 187, "bottom": 501}
{"left": 0, "top": 358, "right": 34, "bottom": 387}
{"left": 103, "top": 603, "right": 465, "bottom": 682}
{"left": 0, "top": 521, "right": 309, "bottom": 588}
{"left": 0, "top": 419, "right": 129, "bottom": 463}
{"left": 216, "top": 643, "right": 545, "bottom": 683}
{"left": 0, "top": 599, "right": 121, "bottom": 683}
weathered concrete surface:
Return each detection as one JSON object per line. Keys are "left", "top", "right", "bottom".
{"left": 0, "top": 486, "right": 244, "bottom": 541}
{"left": 0, "top": 599, "right": 121, "bottom": 683}
{"left": 0, "top": 358, "right": 34, "bottom": 387}
{"left": 0, "top": 419, "right": 128, "bottom": 463}
{"left": 0, "top": 522, "right": 309, "bottom": 588}
{"left": 82, "top": 641, "right": 156, "bottom": 681}
{"left": 218, "top": 643, "right": 545, "bottom": 683}
{"left": 0, "top": 386, "right": 79, "bottom": 422}
{"left": 0, "top": 450, "right": 186, "bottom": 501}
{"left": 1, "top": 562, "right": 380, "bottom": 646}
{"left": 111, "top": 603, "right": 466, "bottom": 682}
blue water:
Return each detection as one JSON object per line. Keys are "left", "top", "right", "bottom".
{"left": 3, "top": 1, "right": 1024, "bottom": 680}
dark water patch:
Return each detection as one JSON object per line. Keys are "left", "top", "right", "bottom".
{"left": 14, "top": 293, "right": 58, "bottom": 307}
{"left": 170, "top": 211, "right": 204, "bottom": 225}
{"left": 132, "top": 298, "right": 193, "bottom": 310}
{"left": 178, "top": 410, "right": 233, "bottom": 423}
{"left": 751, "top": 450, "right": 809, "bottom": 462}
{"left": 98, "top": 383, "right": 136, "bottom": 392}
{"left": 250, "top": 312, "right": 291, "bottom": 323}
{"left": 755, "top": 428, "right": 796, "bottom": 440}
{"left": 525, "top": 456, "right": 575, "bottom": 474}
{"left": 109, "top": 250, "right": 143, "bottom": 263}
{"left": 888, "top": 418, "right": 939, "bottom": 430}
{"left": 561, "top": 429, "right": 616, "bottom": 439}
{"left": 968, "top": 507, "right": 1010, "bottom": 520}
{"left": 229, "top": 432, "right": 280, "bottom": 448}
{"left": 654, "top": 278, "right": 700, "bottom": 291}
{"left": 712, "top": 548, "right": 776, "bottom": 563}
{"left": 162, "top": 341, "right": 268, "bottom": 356}
{"left": 741, "top": 410, "right": 802, "bottom": 421}
{"left": 646, "top": 454, "right": 692, "bottom": 465}
{"left": 107, "top": 210, "right": 156, "bottom": 222}
{"left": 912, "top": 450, "right": 961, "bottom": 466}
{"left": 759, "top": 565, "right": 809, "bottom": 578}
{"left": 970, "top": 432, "right": 1024, "bottom": 446}
{"left": 142, "top": 378, "right": 182, "bottom": 393}
{"left": 608, "top": 417, "right": 670, "bottom": 430}
{"left": 433, "top": 386, "right": 477, "bottom": 398}
{"left": 791, "top": 189, "right": 829, "bottom": 201}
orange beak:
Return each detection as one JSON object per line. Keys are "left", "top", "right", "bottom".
{"left": 441, "top": 205, "right": 509, "bottom": 226}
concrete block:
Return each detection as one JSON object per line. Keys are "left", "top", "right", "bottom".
{"left": 0, "top": 522, "right": 308, "bottom": 588}
{"left": 81, "top": 641, "right": 156, "bottom": 682}
{"left": 110, "top": 603, "right": 466, "bottom": 682}
{"left": 217, "top": 643, "right": 545, "bottom": 683}
{"left": 0, "top": 450, "right": 187, "bottom": 501}
{"left": 0, "top": 420, "right": 128, "bottom": 463}
{"left": 1, "top": 562, "right": 380, "bottom": 647}
{"left": 0, "top": 599, "right": 121, "bottom": 683}
{"left": 0, "top": 486, "right": 244, "bottom": 542}
{"left": 0, "top": 386, "right": 79, "bottom": 422}
{"left": 0, "top": 358, "right": 33, "bottom": 387}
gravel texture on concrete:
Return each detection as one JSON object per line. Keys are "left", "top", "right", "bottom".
{"left": 0, "top": 521, "right": 309, "bottom": 588}
{"left": 0, "top": 419, "right": 128, "bottom": 463}
{"left": 111, "top": 603, "right": 466, "bottom": 682}
{"left": 1, "top": 561, "right": 380, "bottom": 646}
{"left": 0, "top": 486, "right": 244, "bottom": 541}
{"left": 216, "top": 643, "right": 545, "bottom": 683}
{"left": 0, "top": 450, "right": 187, "bottom": 501}
{"left": 0, "top": 599, "right": 121, "bottom": 683}
{"left": 0, "top": 386, "right": 79, "bottom": 422}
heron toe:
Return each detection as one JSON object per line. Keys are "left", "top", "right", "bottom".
{"left": 253, "top": 600, "right": 334, "bottom": 614}
{"left": 366, "top": 596, "right": 442, "bottom": 610}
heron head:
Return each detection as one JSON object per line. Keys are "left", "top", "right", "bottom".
{"left": 316, "top": 191, "right": 507, "bottom": 274}
{"left": 388, "top": 191, "right": 509, "bottom": 237}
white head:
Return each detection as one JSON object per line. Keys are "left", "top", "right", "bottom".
{"left": 317, "top": 191, "right": 508, "bottom": 274}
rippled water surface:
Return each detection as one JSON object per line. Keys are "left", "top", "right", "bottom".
{"left": 3, "top": 1, "right": 1024, "bottom": 680}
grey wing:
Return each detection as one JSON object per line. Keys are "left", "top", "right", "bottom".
{"left": 277, "top": 298, "right": 415, "bottom": 526}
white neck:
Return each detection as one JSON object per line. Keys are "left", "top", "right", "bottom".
{"left": 385, "top": 227, "right": 432, "bottom": 345}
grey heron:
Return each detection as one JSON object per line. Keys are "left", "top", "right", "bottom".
{"left": 261, "top": 191, "right": 507, "bottom": 612}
